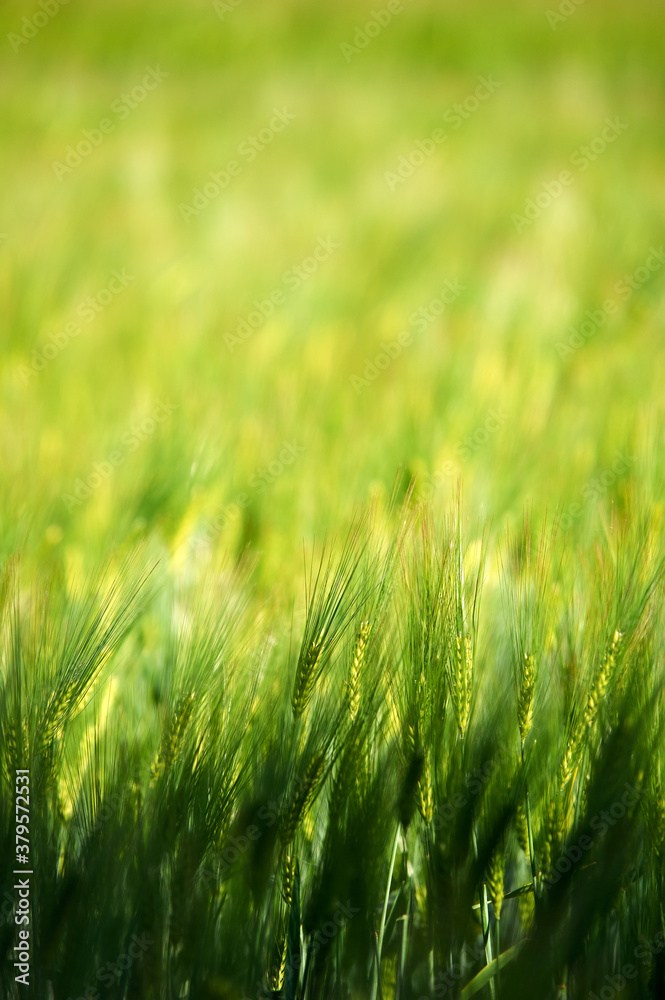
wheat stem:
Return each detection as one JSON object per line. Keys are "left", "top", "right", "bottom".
{"left": 371, "top": 823, "right": 401, "bottom": 1000}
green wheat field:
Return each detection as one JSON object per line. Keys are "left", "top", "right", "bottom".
{"left": 1, "top": 0, "right": 665, "bottom": 997}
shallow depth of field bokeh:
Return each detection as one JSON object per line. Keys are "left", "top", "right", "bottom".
{"left": 3, "top": 3, "right": 665, "bottom": 998}
{"left": 1, "top": 0, "right": 664, "bottom": 597}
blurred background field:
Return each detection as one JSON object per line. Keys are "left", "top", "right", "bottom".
{"left": 3, "top": 5, "right": 665, "bottom": 997}
{"left": 1, "top": 0, "right": 664, "bottom": 600}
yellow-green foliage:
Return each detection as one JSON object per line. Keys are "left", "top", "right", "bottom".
{"left": 1, "top": 0, "right": 665, "bottom": 995}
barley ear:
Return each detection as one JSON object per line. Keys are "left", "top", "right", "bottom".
{"left": 559, "top": 728, "right": 581, "bottom": 793}
{"left": 279, "top": 752, "right": 326, "bottom": 846}
{"left": 348, "top": 620, "right": 371, "bottom": 723}
{"left": 281, "top": 853, "right": 296, "bottom": 907}
{"left": 452, "top": 632, "right": 473, "bottom": 739}
{"left": 516, "top": 803, "right": 530, "bottom": 860}
{"left": 418, "top": 748, "right": 434, "bottom": 826}
{"left": 518, "top": 891, "right": 535, "bottom": 931}
{"left": 488, "top": 847, "right": 505, "bottom": 921}
{"left": 150, "top": 690, "right": 196, "bottom": 786}
{"left": 292, "top": 629, "right": 325, "bottom": 720}
{"left": 269, "top": 936, "right": 288, "bottom": 992}
{"left": 584, "top": 630, "right": 622, "bottom": 730}
{"left": 518, "top": 653, "right": 536, "bottom": 744}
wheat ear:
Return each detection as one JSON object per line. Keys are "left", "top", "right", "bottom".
{"left": 348, "top": 620, "right": 371, "bottom": 722}
{"left": 488, "top": 846, "right": 505, "bottom": 922}
{"left": 584, "top": 629, "right": 622, "bottom": 729}
{"left": 150, "top": 690, "right": 195, "bottom": 786}
{"left": 292, "top": 628, "right": 325, "bottom": 720}
{"left": 453, "top": 632, "right": 473, "bottom": 739}
{"left": 279, "top": 751, "right": 326, "bottom": 846}
{"left": 270, "top": 936, "right": 288, "bottom": 992}
{"left": 518, "top": 653, "right": 536, "bottom": 744}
